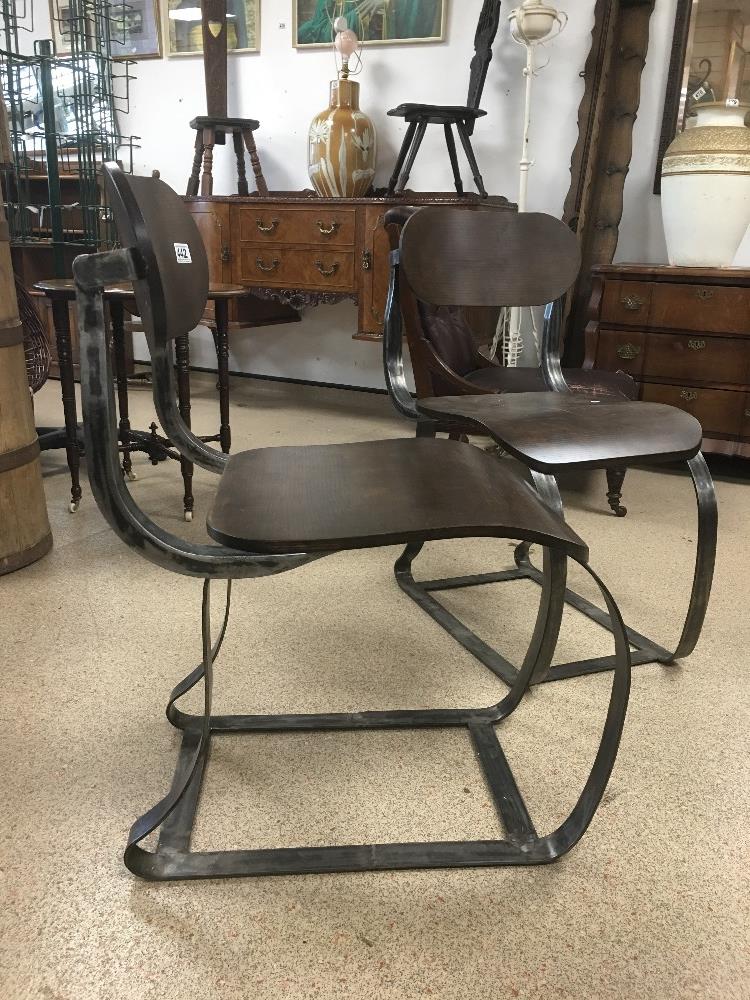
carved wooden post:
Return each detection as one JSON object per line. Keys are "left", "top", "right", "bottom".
{"left": 562, "top": 0, "right": 656, "bottom": 365}
{"left": 201, "top": 0, "right": 228, "bottom": 119}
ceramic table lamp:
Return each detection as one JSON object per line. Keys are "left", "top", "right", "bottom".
{"left": 308, "top": 16, "right": 377, "bottom": 198}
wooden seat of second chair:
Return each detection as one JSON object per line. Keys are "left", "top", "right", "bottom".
{"left": 388, "top": 103, "right": 487, "bottom": 126}
{"left": 418, "top": 393, "right": 703, "bottom": 472}
{"left": 207, "top": 436, "right": 586, "bottom": 557}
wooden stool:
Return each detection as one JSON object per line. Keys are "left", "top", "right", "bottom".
{"left": 187, "top": 116, "right": 269, "bottom": 198}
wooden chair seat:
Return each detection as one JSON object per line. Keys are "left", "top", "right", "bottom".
{"left": 464, "top": 364, "right": 637, "bottom": 399}
{"left": 206, "top": 437, "right": 587, "bottom": 557}
{"left": 416, "top": 393, "right": 703, "bottom": 472}
{"left": 388, "top": 103, "right": 487, "bottom": 126}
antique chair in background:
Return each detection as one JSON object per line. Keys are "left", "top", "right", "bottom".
{"left": 70, "top": 162, "right": 631, "bottom": 880}
{"left": 384, "top": 206, "right": 717, "bottom": 687}
{"left": 385, "top": 0, "right": 502, "bottom": 197}
{"left": 385, "top": 204, "right": 638, "bottom": 516}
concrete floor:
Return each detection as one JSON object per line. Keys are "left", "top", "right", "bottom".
{"left": 2, "top": 371, "right": 749, "bottom": 1000}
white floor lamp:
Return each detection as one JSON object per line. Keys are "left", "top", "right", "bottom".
{"left": 494, "top": 0, "right": 567, "bottom": 367}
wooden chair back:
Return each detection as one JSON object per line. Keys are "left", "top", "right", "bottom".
{"left": 103, "top": 162, "right": 209, "bottom": 349}
{"left": 400, "top": 207, "right": 581, "bottom": 308}
{"left": 466, "top": 0, "right": 503, "bottom": 113}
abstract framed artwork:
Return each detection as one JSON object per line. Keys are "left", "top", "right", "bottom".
{"left": 294, "top": 0, "right": 446, "bottom": 48}
{"left": 111, "top": 0, "right": 163, "bottom": 59}
{"left": 165, "top": 0, "right": 259, "bottom": 55}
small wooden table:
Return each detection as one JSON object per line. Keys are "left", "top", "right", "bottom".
{"left": 34, "top": 278, "right": 248, "bottom": 518}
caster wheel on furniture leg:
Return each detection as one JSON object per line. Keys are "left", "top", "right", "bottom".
{"left": 69, "top": 500, "right": 79, "bottom": 513}
{"left": 184, "top": 510, "right": 193, "bottom": 523}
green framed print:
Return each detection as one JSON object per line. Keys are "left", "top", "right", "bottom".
{"left": 165, "top": 0, "right": 259, "bottom": 55}
{"left": 294, "top": 0, "right": 446, "bottom": 48}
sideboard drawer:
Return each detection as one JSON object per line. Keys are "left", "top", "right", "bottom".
{"left": 601, "top": 281, "right": 652, "bottom": 326}
{"left": 239, "top": 207, "right": 356, "bottom": 247}
{"left": 595, "top": 329, "right": 645, "bottom": 377}
{"left": 649, "top": 283, "right": 750, "bottom": 335}
{"left": 643, "top": 333, "right": 750, "bottom": 384}
{"left": 238, "top": 247, "right": 355, "bottom": 290}
{"left": 641, "top": 383, "right": 745, "bottom": 437}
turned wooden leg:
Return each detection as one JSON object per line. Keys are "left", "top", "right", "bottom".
{"left": 110, "top": 299, "right": 135, "bottom": 480}
{"left": 232, "top": 131, "right": 249, "bottom": 196}
{"left": 242, "top": 128, "right": 269, "bottom": 196}
{"left": 606, "top": 467, "right": 627, "bottom": 517}
{"left": 211, "top": 299, "right": 232, "bottom": 453}
{"left": 174, "top": 334, "right": 195, "bottom": 521}
{"left": 186, "top": 130, "right": 203, "bottom": 196}
{"left": 51, "top": 297, "right": 83, "bottom": 512}
{"left": 200, "top": 128, "right": 215, "bottom": 197}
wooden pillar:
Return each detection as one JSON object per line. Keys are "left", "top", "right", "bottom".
{"left": 562, "top": 0, "right": 656, "bottom": 364}
{"left": 0, "top": 104, "right": 52, "bottom": 574}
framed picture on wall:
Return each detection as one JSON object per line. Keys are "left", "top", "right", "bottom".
{"left": 49, "top": 1, "right": 79, "bottom": 55}
{"left": 111, "top": 0, "right": 162, "bottom": 59}
{"left": 294, "top": 0, "right": 446, "bottom": 48}
{"left": 165, "top": 0, "right": 259, "bottom": 55}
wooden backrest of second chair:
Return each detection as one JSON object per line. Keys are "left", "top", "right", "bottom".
{"left": 400, "top": 207, "right": 581, "bottom": 310}
{"left": 103, "top": 162, "right": 209, "bottom": 350}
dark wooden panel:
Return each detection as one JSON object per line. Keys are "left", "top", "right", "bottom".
{"left": 641, "top": 383, "right": 745, "bottom": 437}
{"left": 416, "top": 393, "right": 702, "bottom": 471}
{"left": 595, "top": 329, "right": 646, "bottom": 377}
{"left": 643, "top": 333, "right": 750, "bottom": 385}
{"left": 207, "top": 437, "right": 588, "bottom": 558}
{"left": 649, "top": 283, "right": 750, "bottom": 335}
{"left": 401, "top": 208, "right": 580, "bottom": 307}
{"left": 601, "top": 280, "right": 652, "bottom": 326}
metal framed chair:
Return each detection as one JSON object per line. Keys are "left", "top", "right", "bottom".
{"left": 384, "top": 206, "right": 717, "bottom": 687}
{"left": 384, "top": 204, "right": 638, "bottom": 517}
{"left": 72, "top": 163, "right": 630, "bottom": 881}
{"left": 385, "top": 0, "right": 502, "bottom": 197}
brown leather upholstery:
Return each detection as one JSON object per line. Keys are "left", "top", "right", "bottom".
{"left": 417, "top": 394, "right": 703, "bottom": 471}
{"left": 464, "top": 364, "right": 637, "bottom": 399}
{"left": 418, "top": 302, "right": 478, "bottom": 377}
{"left": 207, "top": 437, "right": 588, "bottom": 558}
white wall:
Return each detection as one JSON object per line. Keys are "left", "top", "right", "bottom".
{"left": 30, "top": 0, "right": 680, "bottom": 387}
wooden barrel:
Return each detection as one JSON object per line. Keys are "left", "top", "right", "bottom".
{"left": 0, "top": 184, "right": 52, "bottom": 575}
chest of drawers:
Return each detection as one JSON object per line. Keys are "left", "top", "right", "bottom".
{"left": 185, "top": 192, "right": 512, "bottom": 341}
{"left": 585, "top": 264, "right": 750, "bottom": 458}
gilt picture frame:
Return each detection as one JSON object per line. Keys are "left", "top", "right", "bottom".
{"left": 165, "top": 0, "right": 259, "bottom": 56}
{"left": 294, "top": 0, "right": 446, "bottom": 49}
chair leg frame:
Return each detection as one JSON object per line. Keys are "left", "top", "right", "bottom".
{"left": 395, "top": 454, "right": 716, "bottom": 686}
{"left": 124, "top": 551, "right": 631, "bottom": 881}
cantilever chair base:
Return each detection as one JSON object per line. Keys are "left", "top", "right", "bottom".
{"left": 394, "top": 454, "right": 716, "bottom": 686}
{"left": 125, "top": 565, "right": 630, "bottom": 882}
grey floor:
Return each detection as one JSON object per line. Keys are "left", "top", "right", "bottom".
{"left": 2, "top": 371, "right": 749, "bottom": 1000}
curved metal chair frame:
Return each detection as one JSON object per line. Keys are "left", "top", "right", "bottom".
{"left": 383, "top": 209, "right": 717, "bottom": 687}
{"left": 68, "top": 164, "right": 632, "bottom": 881}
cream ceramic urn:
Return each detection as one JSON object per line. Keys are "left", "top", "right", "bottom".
{"left": 308, "top": 78, "right": 376, "bottom": 198}
{"left": 661, "top": 103, "right": 750, "bottom": 267}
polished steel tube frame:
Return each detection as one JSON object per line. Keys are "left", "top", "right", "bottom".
{"left": 72, "top": 246, "right": 632, "bottom": 881}
{"left": 384, "top": 251, "right": 717, "bottom": 687}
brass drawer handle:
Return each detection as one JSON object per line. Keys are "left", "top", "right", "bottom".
{"left": 688, "top": 339, "right": 706, "bottom": 351}
{"left": 255, "top": 256, "right": 280, "bottom": 273}
{"left": 695, "top": 288, "right": 713, "bottom": 301}
{"left": 256, "top": 218, "right": 279, "bottom": 233}
{"left": 680, "top": 389, "right": 698, "bottom": 402}
{"left": 315, "top": 260, "right": 339, "bottom": 277}
{"left": 616, "top": 343, "right": 640, "bottom": 360}
{"left": 317, "top": 220, "right": 340, "bottom": 236}
{"left": 745, "top": 410, "right": 750, "bottom": 418}
{"left": 621, "top": 294, "right": 645, "bottom": 311}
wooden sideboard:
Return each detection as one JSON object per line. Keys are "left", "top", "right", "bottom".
{"left": 586, "top": 263, "right": 750, "bottom": 458}
{"left": 184, "top": 191, "right": 512, "bottom": 341}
